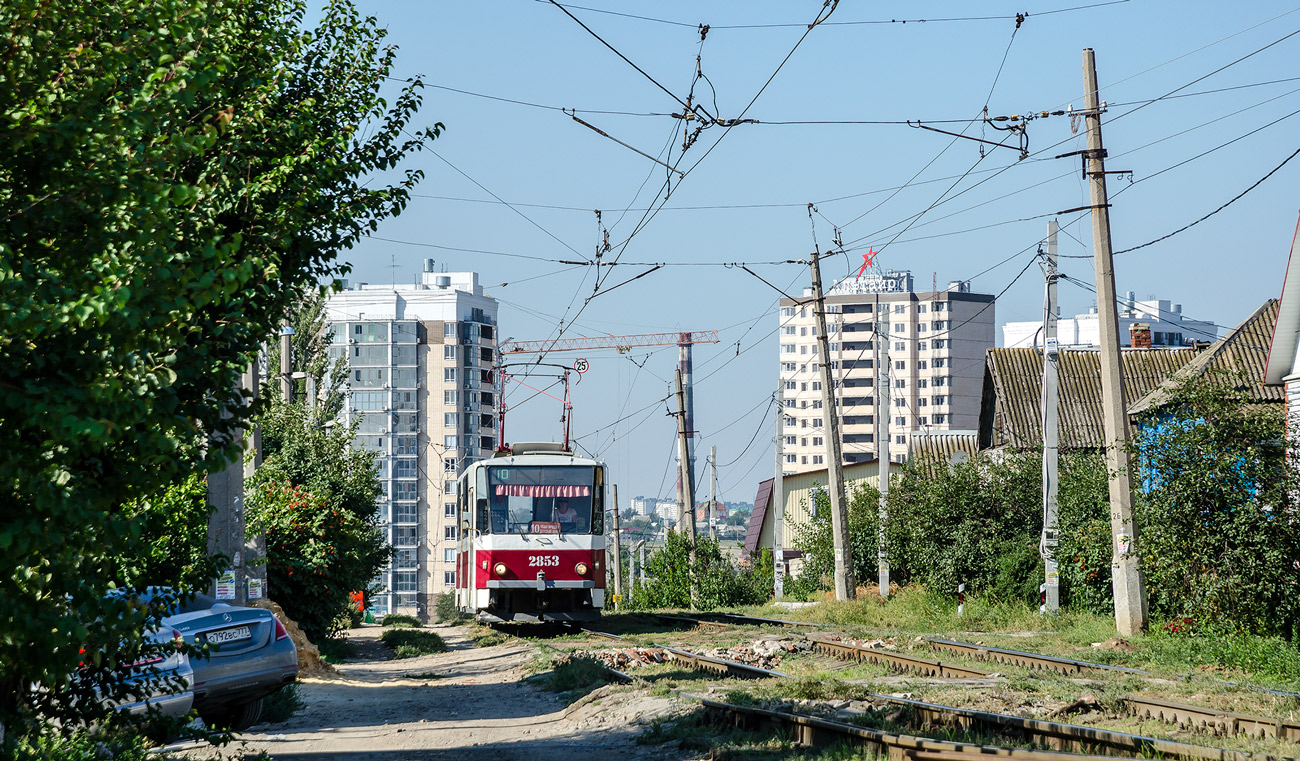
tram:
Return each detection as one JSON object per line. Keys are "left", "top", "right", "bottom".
{"left": 453, "top": 442, "right": 606, "bottom": 622}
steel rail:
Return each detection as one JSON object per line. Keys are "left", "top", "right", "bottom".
{"left": 925, "top": 637, "right": 1151, "bottom": 676}
{"left": 1124, "top": 695, "right": 1300, "bottom": 743}
{"left": 704, "top": 698, "right": 1134, "bottom": 761}
{"left": 808, "top": 634, "right": 993, "bottom": 679}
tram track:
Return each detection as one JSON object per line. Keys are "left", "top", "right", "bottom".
{"left": 633, "top": 612, "right": 1300, "bottom": 750}
{"left": 489, "top": 620, "right": 1291, "bottom": 760}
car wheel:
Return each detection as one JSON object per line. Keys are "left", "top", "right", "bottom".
{"left": 202, "top": 697, "right": 263, "bottom": 732}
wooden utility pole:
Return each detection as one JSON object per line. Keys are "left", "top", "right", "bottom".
{"left": 809, "top": 251, "right": 856, "bottom": 600}
{"left": 772, "top": 390, "right": 786, "bottom": 599}
{"left": 876, "top": 326, "right": 891, "bottom": 598}
{"left": 611, "top": 484, "right": 624, "bottom": 611}
{"left": 674, "top": 369, "right": 698, "bottom": 599}
{"left": 707, "top": 445, "right": 718, "bottom": 541}
{"left": 1082, "top": 48, "right": 1148, "bottom": 635}
{"left": 1038, "top": 220, "right": 1061, "bottom": 614}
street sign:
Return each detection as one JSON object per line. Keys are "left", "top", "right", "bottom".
{"left": 574, "top": 358, "right": 589, "bottom": 374}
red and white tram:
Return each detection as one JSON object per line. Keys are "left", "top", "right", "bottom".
{"left": 454, "top": 442, "right": 606, "bottom": 622}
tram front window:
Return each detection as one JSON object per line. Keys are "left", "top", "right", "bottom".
{"left": 488, "top": 465, "right": 595, "bottom": 534}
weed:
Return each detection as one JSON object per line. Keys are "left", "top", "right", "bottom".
{"left": 318, "top": 636, "right": 357, "bottom": 664}
{"left": 382, "top": 613, "right": 423, "bottom": 628}
{"left": 466, "top": 625, "right": 511, "bottom": 648}
{"left": 257, "top": 683, "right": 303, "bottom": 724}
{"left": 721, "top": 689, "right": 759, "bottom": 706}
{"left": 546, "top": 655, "right": 612, "bottom": 698}
{"left": 405, "top": 670, "right": 444, "bottom": 679}
{"left": 435, "top": 592, "right": 470, "bottom": 624}
{"left": 381, "top": 628, "right": 448, "bottom": 657}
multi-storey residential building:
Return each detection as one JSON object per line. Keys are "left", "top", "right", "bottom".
{"left": 778, "top": 270, "right": 994, "bottom": 470}
{"left": 326, "top": 262, "right": 498, "bottom": 620}
{"left": 1003, "top": 292, "right": 1217, "bottom": 349}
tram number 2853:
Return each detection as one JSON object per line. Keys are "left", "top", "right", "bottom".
{"left": 527, "top": 555, "right": 561, "bottom": 568}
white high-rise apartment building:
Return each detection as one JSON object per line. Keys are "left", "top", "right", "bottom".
{"left": 326, "top": 261, "right": 498, "bottom": 620}
{"left": 1002, "top": 292, "right": 1217, "bottom": 349}
{"left": 778, "top": 270, "right": 994, "bottom": 470}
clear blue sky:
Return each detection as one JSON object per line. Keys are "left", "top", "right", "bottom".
{"left": 344, "top": 0, "right": 1300, "bottom": 504}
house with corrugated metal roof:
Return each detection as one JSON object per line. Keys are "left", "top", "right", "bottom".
{"left": 1264, "top": 213, "right": 1300, "bottom": 420}
{"left": 978, "top": 300, "right": 1281, "bottom": 451}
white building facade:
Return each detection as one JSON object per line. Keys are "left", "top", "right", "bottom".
{"left": 326, "top": 262, "right": 499, "bottom": 620}
{"left": 1003, "top": 293, "right": 1217, "bottom": 349}
{"left": 778, "top": 270, "right": 994, "bottom": 470}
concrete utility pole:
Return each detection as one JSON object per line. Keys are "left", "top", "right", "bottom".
{"left": 1039, "top": 220, "right": 1061, "bottom": 614}
{"left": 708, "top": 445, "right": 718, "bottom": 541}
{"left": 611, "top": 484, "right": 624, "bottom": 611}
{"left": 675, "top": 335, "right": 697, "bottom": 516}
{"left": 674, "top": 369, "right": 698, "bottom": 592}
{"left": 207, "top": 361, "right": 266, "bottom": 606}
{"left": 773, "top": 390, "right": 786, "bottom": 599}
{"left": 279, "top": 325, "right": 294, "bottom": 403}
{"left": 809, "top": 250, "right": 856, "bottom": 600}
{"left": 1082, "top": 48, "right": 1148, "bottom": 635}
{"left": 876, "top": 328, "right": 891, "bottom": 598}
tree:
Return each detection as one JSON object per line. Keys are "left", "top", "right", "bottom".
{"left": 1132, "top": 374, "right": 1300, "bottom": 638}
{"left": 249, "top": 399, "right": 389, "bottom": 640}
{"left": 0, "top": 0, "right": 438, "bottom": 732}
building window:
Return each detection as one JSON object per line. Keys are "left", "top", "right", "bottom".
{"left": 934, "top": 414, "right": 947, "bottom": 423}
{"left": 812, "top": 455, "right": 824, "bottom": 465}
{"left": 393, "top": 436, "right": 417, "bottom": 456}
{"left": 917, "top": 304, "right": 927, "bottom": 314}
{"left": 394, "top": 481, "right": 418, "bottom": 501}
{"left": 444, "top": 480, "right": 456, "bottom": 495}
{"left": 785, "top": 454, "right": 797, "bottom": 463}
{"left": 784, "top": 436, "right": 796, "bottom": 445}
{"left": 444, "top": 367, "right": 457, "bottom": 383}
{"left": 934, "top": 339, "right": 947, "bottom": 349}
{"left": 934, "top": 358, "right": 947, "bottom": 368}
{"left": 444, "top": 525, "right": 457, "bottom": 540}
{"left": 893, "top": 304, "right": 905, "bottom": 314}
{"left": 894, "top": 399, "right": 906, "bottom": 407}
{"left": 893, "top": 323, "right": 904, "bottom": 334}
{"left": 812, "top": 400, "right": 823, "bottom": 409}
{"left": 394, "top": 549, "right": 417, "bottom": 569}
{"left": 917, "top": 323, "right": 927, "bottom": 332}
{"left": 444, "top": 390, "right": 458, "bottom": 405}
{"left": 894, "top": 342, "right": 905, "bottom": 351}
{"left": 443, "top": 456, "right": 457, "bottom": 473}
{"left": 354, "top": 368, "right": 387, "bottom": 388}
{"left": 917, "top": 361, "right": 928, "bottom": 370}
{"left": 443, "top": 345, "right": 456, "bottom": 360}
{"left": 918, "top": 379, "right": 928, "bottom": 389}
{"left": 445, "top": 502, "right": 457, "bottom": 517}
{"left": 919, "top": 416, "right": 928, "bottom": 425}
{"left": 393, "top": 572, "right": 417, "bottom": 593}
{"left": 918, "top": 398, "right": 927, "bottom": 407}
{"left": 782, "top": 326, "right": 796, "bottom": 335}
{"left": 933, "top": 395, "right": 947, "bottom": 405}
{"left": 933, "top": 377, "right": 946, "bottom": 387}
{"left": 918, "top": 342, "right": 927, "bottom": 351}
{"left": 782, "top": 362, "right": 796, "bottom": 372}
{"left": 932, "top": 320, "right": 949, "bottom": 330}
{"left": 800, "top": 346, "right": 808, "bottom": 355}
{"left": 812, "top": 418, "right": 823, "bottom": 428}
{"left": 393, "top": 502, "right": 417, "bottom": 523}
{"left": 394, "top": 526, "right": 418, "bottom": 547}
{"left": 784, "top": 380, "right": 796, "bottom": 390}
{"left": 394, "top": 412, "right": 417, "bottom": 433}
{"left": 812, "top": 436, "right": 823, "bottom": 446}
{"left": 781, "top": 306, "right": 796, "bottom": 317}
{"left": 895, "top": 361, "right": 905, "bottom": 370}
{"left": 894, "top": 379, "right": 905, "bottom": 389}
{"left": 444, "top": 412, "right": 458, "bottom": 427}
{"left": 811, "top": 381, "right": 821, "bottom": 391}
{"left": 444, "top": 435, "right": 458, "bottom": 448}
{"left": 782, "top": 344, "right": 795, "bottom": 354}
{"left": 393, "top": 458, "right": 418, "bottom": 479}
{"left": 896, "top": 435, "right": 907, "bottom": 445}
{"left": 784, "top": 416, "right": 796, "bottom": 427}
{"left": 444, "top": 571, "right": 456, "bottom": 586}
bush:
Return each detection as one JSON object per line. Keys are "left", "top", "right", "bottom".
{"left": 434, "top": 592, "right": 469, "bottom": 624}
{"left": 258, "top": 683, "right": 303, "bottom": 724}
{"left": 546, "top": 656, "right": 611, "bottom": 696}
{"left": 628, "top": 533, "right": 772, "bottom": 610}
{"left": 383, "top": 614, "right": 423, "bottom": 628}
{"left": 380, "top": 629, "right": 447, "bottom": 658}
{"left": 318, "top": 637, "right": 357, "bottom": 664}
{"left": 2, "top": 726, "right": 152, "bottom": 761}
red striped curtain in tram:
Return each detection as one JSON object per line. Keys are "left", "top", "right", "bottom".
{"left": 494, "top": 484, "right": 591, "bottom": 498}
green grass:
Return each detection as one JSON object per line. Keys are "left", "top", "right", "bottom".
{"left": 4, "top": 726, "right": 153, "bottom": 761}
{"left": 405, "top": 670, "right": 444, "bottom": 679}
{"left": 380, "top": 628, "right": 448, "bottom": 658}
{"left": 546, "top": 655, "right": 613, "bottom": 701}
{"left": 318, "top": 636, "right": 357, "bottom": 664}
{"left": 465, "top": 625, "right": 511, "bottom": 648}
{"left": 382, "top": 613, "right": 423, "bottom": 628}
{"left": 257, "top": 683, "right": 303, "bottom": 724}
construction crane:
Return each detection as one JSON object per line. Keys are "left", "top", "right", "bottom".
{"left": 499, "top": 330, "right": 718, "bottom": 354}
{"left": 497, "top": 330, "right": 719, "bottom": 518}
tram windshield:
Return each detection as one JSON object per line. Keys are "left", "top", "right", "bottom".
{"left": 487, "top": 465, "right": 598, "bottom": 535}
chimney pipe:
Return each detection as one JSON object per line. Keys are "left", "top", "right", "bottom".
{"left": 1129, "top": 322, "right": 1152, "bottom": 349}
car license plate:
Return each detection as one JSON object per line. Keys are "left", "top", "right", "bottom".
{"left": 207, "top": 626, "right": 251, "bottom": 644}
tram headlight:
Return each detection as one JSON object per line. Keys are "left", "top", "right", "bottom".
{"left": 574, "top": 562, "right": 589, "bottom": 576}
{"left": 493, "top": 563, "right": 507, "bottom": 577}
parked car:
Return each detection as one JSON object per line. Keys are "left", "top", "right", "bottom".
{"left": 111, "top": 625, "right": 195, "bottom": 723}
{"left": 160, "top": 593, "right": 298, "bottom": 730}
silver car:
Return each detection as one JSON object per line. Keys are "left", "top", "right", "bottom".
{"left": 162, "top": 593, "right": 298, "bottom": 730}
{"left": 112, "top": 624, "right": 194, "bottom": 722}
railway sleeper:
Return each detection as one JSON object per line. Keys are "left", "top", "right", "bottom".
{"left": 809, "top": 637, "right": 991, "bottom": 680}
{"left": 1124, "top": 696, "right": 1300, "bottom": 742}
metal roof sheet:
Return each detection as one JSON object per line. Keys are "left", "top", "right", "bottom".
{"left": 980, "top": 346, "right": 1196, "bottom": 449}
{"left": 1130, "top": 299, "right": 1282, "bottom": 415}
{"left": 745, "top": 478, "right": 773, "bottom": 555}
{"left": 907, "top": 430, "right": 980, "bottom": 474}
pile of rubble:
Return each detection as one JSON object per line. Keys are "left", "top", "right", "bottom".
{"left": 700, "top": 635, "right": 814, "bottom": 670}
{"left": 577, "top": 648, "right": 669, "bottom": 670}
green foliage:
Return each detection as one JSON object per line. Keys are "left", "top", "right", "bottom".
{"left": 545, "top": 656, "right": 612, "bottom": 697}
{"left": 317, "top": 637, "right": 356, "bottom": 664}
{"left": 380, "top": 629, "right": 447, "bottom": 658}
{"left": 2, "top": 725, "right": 153, "bottom": 761}
{"left": 629, "top": 533, "right": 772, "bottom": 610}
{"left": 1055, "top": 452, "right": 1115, "bottom": 614}
{"left": 1133, "top": 374, "right": 1300, "bottom": 638}
{"left": 435, "top": 592, "right": 469, "bottom": 624}
{"left": 466, "top": 625, "right": 512, "bottom": 648}
{"left": 0, "top": 0, "right": 437, "bottom": 730}
{"left": 123, "top": 472, "right": 220, "bottom": 591}
{"left": 383, "top": 614, "right": 423, "bottom": 628}
{"left": 258, "top": 683, "right": 303, "bottom": 724}
{"left": 258, "top": 399, "right": 382, "bottom": 521}
{"left": 789, "top": 481, "right": 882, "bottom": 596}
{"left": 248, "top": 481, "right": 390, "bottom": 644}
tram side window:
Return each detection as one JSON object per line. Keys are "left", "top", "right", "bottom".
{"left": 475, "top": 466, "right": 489, "bottom": 531}
{"left": 487, "top": 465, "right": 597, "bottom": 534}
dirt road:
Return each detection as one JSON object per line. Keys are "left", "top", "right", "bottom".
{"left": 189, "top": 624, "right": 695, "bottom": 761}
